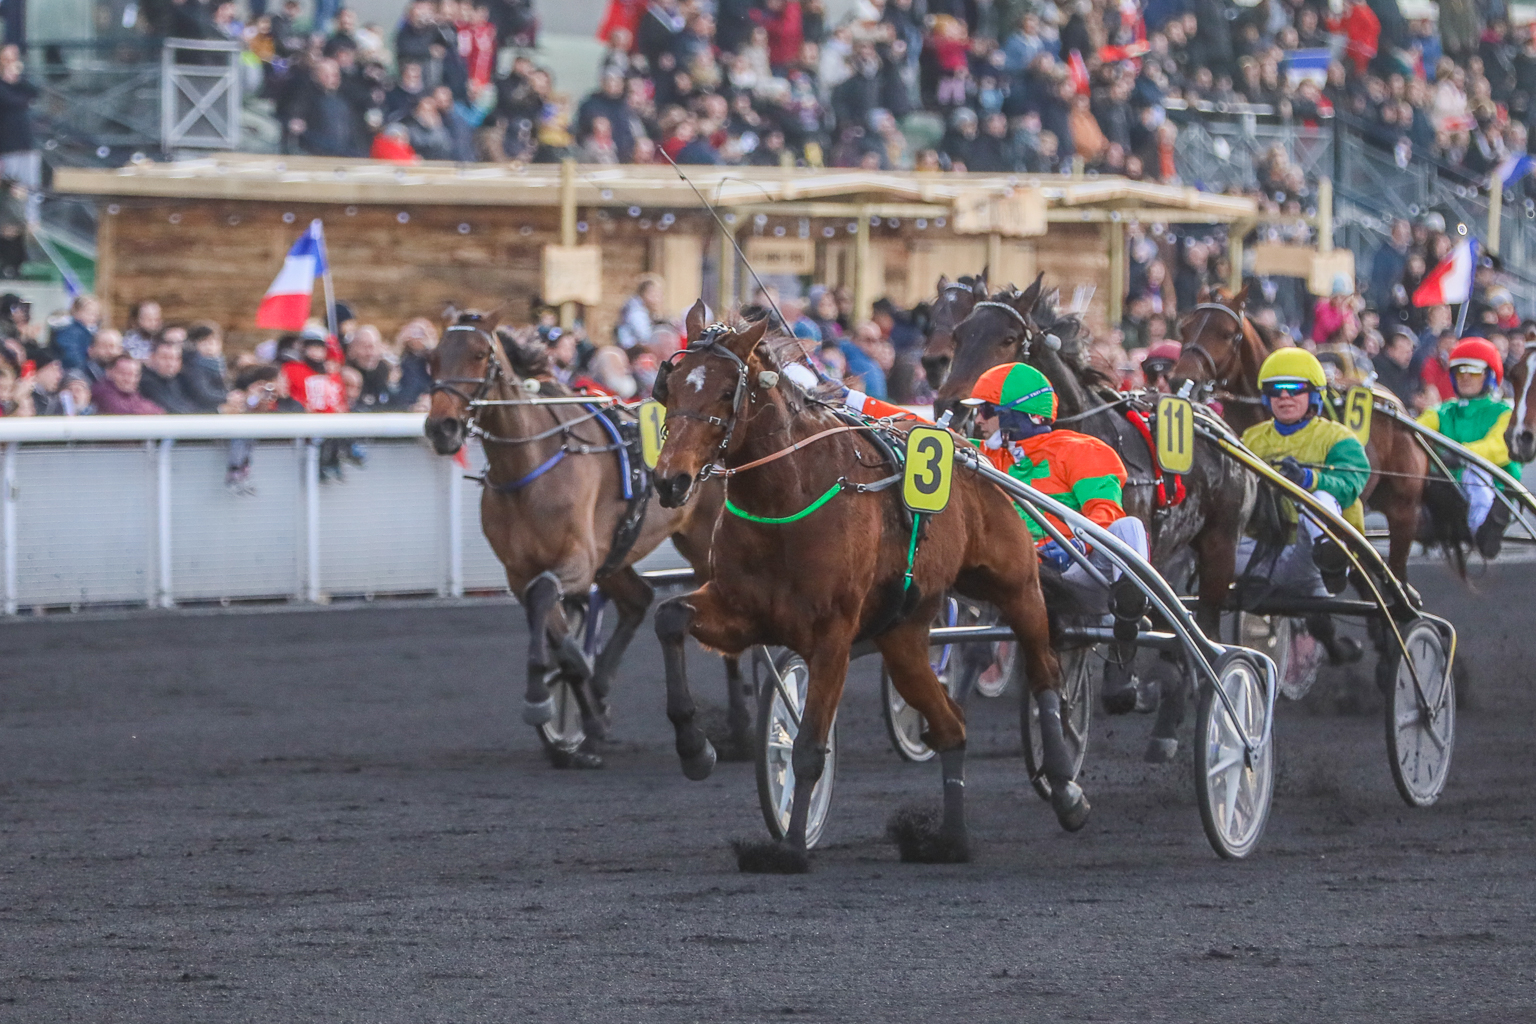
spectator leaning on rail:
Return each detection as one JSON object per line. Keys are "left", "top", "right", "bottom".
{"left": 91, "top": 354, "right": 164, "bottom": 416}
{"left": 181, "top": 321, "right": 235, "bottom": 413}
{"left": 138, "top": 338, "right": 201, "bottom": 414}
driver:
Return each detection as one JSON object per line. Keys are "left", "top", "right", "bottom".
{"left": 1140, "top": 341, "right": 1183, "bottom": 394}
{"left": 1239, "top": 348, "right": 1371, "bottom": 596}
{"left": 961, "top": 363, "right": 1152, "bottom": 715}
{"left": 1416, "top": 337, "right": 1519, "bottom": 559}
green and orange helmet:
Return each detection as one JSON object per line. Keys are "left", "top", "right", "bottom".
{"left": 961, "top": 362, "right": 1059, "bottom": 421}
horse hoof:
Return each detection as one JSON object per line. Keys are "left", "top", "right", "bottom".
{"left": 886, "top": 805, "right": 972, "bottom": 864}
{"left": 522, "top": 697, "right": 555, "bottom": 726}
{"left": 549, "top": 747, "right": 604, "bottom": 769}
{"left": 732, "top": 839, "right": 811, "bottom": 874}
{"left": 680, "top": 740, "right": 717, "bottom": 781}
{"left": 1051, "top": 780, "right": 1091, "bottom": 832}
{"left": 1144, "top": 737, "right": 1179, "bottom": 764}
{"left": 1101, "top": 687, "right": 1137, "bottom": 716}
{"left": 582, "top": 715, "right": 610, "bottom": 742}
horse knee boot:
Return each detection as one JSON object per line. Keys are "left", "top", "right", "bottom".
{"left": 1036, "top": 690, "right": 1091, "bottom": 832}
{"left": 521, "top": 572, "right": 563, "bottom": 726}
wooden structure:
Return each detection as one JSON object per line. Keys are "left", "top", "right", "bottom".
{"left": 56, "top": 157, "right": 1260, "bottom": 348}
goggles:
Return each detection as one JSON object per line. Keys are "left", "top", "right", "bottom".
{"left": 1143, "top": 359, "right": 1175, "bottom": 377}
{"left": 1450, "top": 363, "right": 1488, "bottom": 377}
{"left": 1261, "top": 381, "right": 1314, "bottom": 398}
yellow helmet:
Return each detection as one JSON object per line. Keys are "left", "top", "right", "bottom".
{"left": 1257, "top": 347, "right": 1327, "bottom": 390}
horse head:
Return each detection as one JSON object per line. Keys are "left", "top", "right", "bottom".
{"left": 424, "top": 309, "right": 507, "bottom": 455}
{"left": 933, "top": 273, "right": 1046, "bottom": 423}
{"left": 653, "top": 299, "right": 776, "bottom": 508}
{"left": 920, "top": 268, "right": 988, "bottom": 389}
{"left": 1505, "top": 340, "right": 1536, "bottom": 463}
{"left": 1172, "top": 283, "right": 1259, "bottom": 398}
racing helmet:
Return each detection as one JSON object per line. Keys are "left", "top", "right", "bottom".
{"left": 1257, "top": 347, "right": 1327, "bottom": 418}
{"left": 1141, "top": 341, "right": 1183, "bottom": 379}
{"left": 962, "top": 362, "right": 1059, "bottom": 421}
{"left": 1447, "top": 337, "right": 1503, "bottom": 394}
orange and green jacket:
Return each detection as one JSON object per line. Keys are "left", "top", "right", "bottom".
{"left": 977, "top": 429, "right": 1128, "bottom": 543}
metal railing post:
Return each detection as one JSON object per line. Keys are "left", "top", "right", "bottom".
{"left": 2, "top": 442, "right": 16, "bottom": 615}
{"left": 305, "top": 439, "right": 321, "bottom": 603}
{"left": 156, "top": 438, "right": 174, "bottom": 608}
{"left": 445, "top": 452, "right": 464, "bottom": 598}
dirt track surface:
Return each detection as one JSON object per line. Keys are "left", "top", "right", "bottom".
{"left": 1, "top": 564, "right": 1532, "bottom": 1022}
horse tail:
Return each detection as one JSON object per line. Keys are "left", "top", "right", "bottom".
{"left": 1420, "top": 475, "right": 1473, "bottom": 579}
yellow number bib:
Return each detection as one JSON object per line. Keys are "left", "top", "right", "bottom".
{"left": 1344, "top": 386, "right": 1372, "bottom": 445}
{"left": 1155, "top": 395, "right": 1194, "bottom": 475}
{"left": 903, "top": 426, "right": 954, "bottom": 513}
{"left": 638, "top": 399, "right": 666, "bottom": 470}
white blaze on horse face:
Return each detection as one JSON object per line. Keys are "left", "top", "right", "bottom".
{"left": 686, "top": 365, "right": 708, "bottom": 393}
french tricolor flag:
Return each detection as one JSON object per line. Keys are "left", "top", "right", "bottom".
{"left": 1412, "top": 237, "right": 1478, "bottom": 307}
{"left": 1494, "top": 152, "right": 1536, "bottom": 190}
{"left": 255, "top": 220, "right": 328, "bottom": 330}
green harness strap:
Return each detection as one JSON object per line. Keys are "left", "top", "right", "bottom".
{"left": 724, "top": 479, "right": 845, "bottom": 524}
{"left": 903, "top": 512, "right": 922, "bottom": 592}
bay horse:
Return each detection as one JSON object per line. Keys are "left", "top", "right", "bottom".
{"left": 932, "top": 276, "right": 1254, "bottom": 757}
{"left": 1502, "top": 339, "right": 1536, "bottom": 464}
{"left": 1172, "top": 286, "right": 1428, "bottom": 582}
{"left": 424, "top": 313, "right": 748, "bottom": 768}
{"left": 650, "top": 301, "right": 1084, "bottom": 873}
{"left": 919, "top": 270, "right": 989, "bottom": 389}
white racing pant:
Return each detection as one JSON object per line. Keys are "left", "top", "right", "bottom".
{"left": 1462, "top": 465, "right": 1496, "bottom": 532}
{"left": 1056, "top": 516, "right": 1151, "bottom": 615}
{"left": 1236, "top": 490, "right": 1342, "bottom": 598}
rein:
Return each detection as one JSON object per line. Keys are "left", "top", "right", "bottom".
{"left": 1179, "top": 303, "right": 1248, "bottom": 391}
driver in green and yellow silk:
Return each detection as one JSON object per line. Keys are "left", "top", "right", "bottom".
{"left": 1240, "top": 347, "right": 1371, "bottom": 596}
{"left": 1416, "top": 337, "right": 1517, "bottom": 559}
{"left": 962, "top": 362, "right": 1153, "bottom": 715}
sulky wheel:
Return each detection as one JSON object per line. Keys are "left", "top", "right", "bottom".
{"left": 1019, "top": 644, "right": 1094, "bottom": 802}
{"left": 1195, "top": 650, "right": 1275, "bottom": 860}
{"left": 880, "top": 598, "right": 960, "bottom": 762}
{"left": 535, "top": 676, "right": 587, "bottom": 754}
{"left": 1385, "top": 618, "right": 1455, "bottom": 808}
{"left": 755, "top": 649, "right": 837, "bottom": 849}
{"left": 975, "top": 638, "right": 1014, "bottom": 698}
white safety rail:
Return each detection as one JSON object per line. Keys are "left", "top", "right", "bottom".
{"left": 0, "top": 415, "right": 513, "bottom": 614}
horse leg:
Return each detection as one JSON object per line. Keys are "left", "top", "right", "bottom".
{"left": 737, "top": 637, "right": 853, "bottom": 874}
{"left": 878, "top": 616, "right": 973, "bottom": 863}
{"left": 722, "top": 656, "right": 753, "bottom": 761}
{"left": 589, "top": 567, "right": 656, "bottom": 739}
{"left": 1381, "top": 479, "right": 1422, "bottom": 582}
{"left": 981, "top": 574, "right": 1091, "bottom": 831}
{"left": 521, "top": 571, "right": 564, "bottom": 726}
{"left": 655, "top": 585, "right": 756, "bottom": 781}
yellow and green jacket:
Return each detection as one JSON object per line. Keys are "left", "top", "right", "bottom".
{"left": 1242, "top": 415, "right": 1371, "bottom": 532}
{"left": 1417, "top": 394, "right": 1522, "bottom": 483}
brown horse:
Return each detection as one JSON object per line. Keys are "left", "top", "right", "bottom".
{"left": 1503, "top": 340, "right": 1536, "bottom": 463}
{"left": 932, "top": 277, "right": 1254, "bottom": 755}
{"left": 1172, "top": 286, "right": 1428, "bottom": 581}
{"left": 650, "top": 301, "right": 1084, "bottom": 873}
{"left": 423, "top": 313, "right": 748, "bottom": 768}
{"left": 919, "top": 271, "right": 989, "bottom": 389}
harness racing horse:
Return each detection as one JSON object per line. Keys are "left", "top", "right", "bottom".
{"left": 424, "top": 313, "right": 749, "bottom": 768}
{"left": 650, "top": 302, "right": 1084, "bottom": 873}
{"left": 932, "top": 276, "right": 1254, "bottom": 756}
{"left": 1173, "top": 286, "right": 1428, "bottom": 582}
{"left": 1502, "top": 339, "right": 1536, "bottom": 464}
{"left": 919, "top": 270, "right": 989, "bottom": 390}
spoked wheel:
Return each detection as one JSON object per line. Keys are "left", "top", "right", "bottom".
{"left": 1019, "top": 644, "right": 1094, "bottom": 801}
{"left": 755, "top": 649, "right": 837, "bottom": 849}
{"left": 976, "top": 639, "right": 1014, "bottom": 698}
{"left": 1385, "top": 619, "right": 1455, "bottom": 807}
{"left": 535, "top": 675, "right": 586, "bottom": 753}
{"left": 1195, "top": 651, "right": 1275, "bottom": 860}
{"left": 880, "top": 598, "right": 959, "bottom": 763}
{"left": 1239, "top": 613, "right": 1320, "bottom": 701}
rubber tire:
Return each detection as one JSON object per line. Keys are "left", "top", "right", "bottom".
{"left": 1019, "top": 645, "right": 1094, "bottom": 802}
{"left": 535, "top": 676, "right": 586, "bottom": 753}
{"left": 1194, "top": 651, "right": 1275, "bottom": 860}
{"left": 1385, "top": 619, "right": 1455, "bottom": 808}
{"left": 754, "top": 650, "right": 837, "bottom": 849}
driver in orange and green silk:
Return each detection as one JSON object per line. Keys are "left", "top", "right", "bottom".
{"left": 962, "top": 362, "right": 1152, "bottom": 715}
{"left": 1416, "top": 337, "right": 1517, "bottom": 559}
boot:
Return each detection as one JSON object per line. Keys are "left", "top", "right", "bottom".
{"left": 1311, "top": 536, "right": 1350, "bottom": 595}
{"left": 1476, "top": 500, "right": 1511, "bottom": 560}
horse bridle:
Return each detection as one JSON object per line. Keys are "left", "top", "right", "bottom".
{"left": 664, "top": 322, "right": 761, "bottom": 473}
{"left": 428, "top": 324, "right": 506, "bottom": 407}
{"left": 969, "top": 300, "right": 1037, "bottom": 356}
{"left": 1179, "top": 302, "right": 1247, "bottom": 391}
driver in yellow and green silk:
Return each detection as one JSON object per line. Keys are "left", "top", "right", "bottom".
{"left": 1240, "top": 347, "right": 1371, "bottom": 597}
{"left": 1416, "top": 337, "right": 1518, "bottom": 559}
{"left": 961, "top": 362, "right": 1153, "bottom": 715}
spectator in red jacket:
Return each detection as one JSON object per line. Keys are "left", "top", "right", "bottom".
{"left": 282, "top": 332, "right": 348, "bottom": 413}
{"left": 597, "top": 0, "right": 644, "bottom": 48}
{"left": 751, "top": 0, "right": 803, "bottom": 70}
{"left": 91, "top": 354, "right": 165, "bottom": 415}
